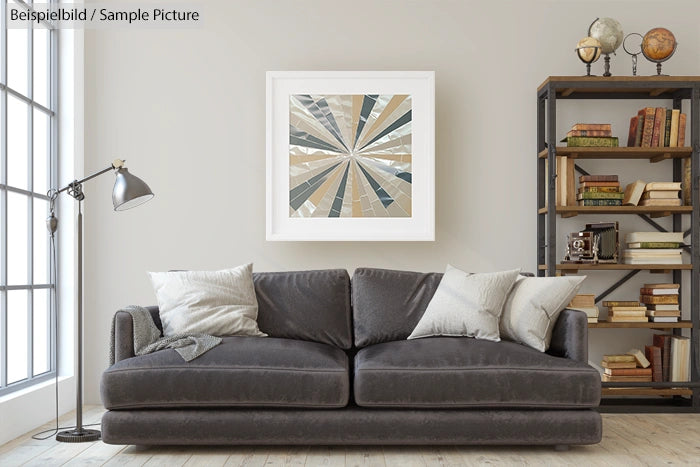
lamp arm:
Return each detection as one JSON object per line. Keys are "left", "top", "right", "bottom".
{"left": 54, "top": 159, "right": 126, "bottom": 196}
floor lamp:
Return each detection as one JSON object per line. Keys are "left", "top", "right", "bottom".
{"left": 48, "top": 159, "right": 154, "bottom": 442}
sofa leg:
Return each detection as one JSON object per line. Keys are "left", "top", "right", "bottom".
{"left": 554, "top": 444, "right": 569, "bottom": 452}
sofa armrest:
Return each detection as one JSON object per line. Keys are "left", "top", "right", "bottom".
{"left": 112, "top": 306, "right": 161, "bottom": 363}
{"left": 547, "top": 309, "right": 588, "bottom": 363}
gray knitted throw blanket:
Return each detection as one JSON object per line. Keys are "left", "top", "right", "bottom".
{"left": 109, "top": 305, "right": 222, "bottom": 365}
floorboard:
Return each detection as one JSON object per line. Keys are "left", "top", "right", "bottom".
{"left": 1, "top": 406, "right": 699, "bottom": 466}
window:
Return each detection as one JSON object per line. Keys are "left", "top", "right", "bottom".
{"left": 1, "top": 0, "right": 57, "bottom": 395}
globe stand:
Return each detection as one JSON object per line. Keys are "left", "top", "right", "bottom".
{"left": 602, "top": 54, "right": 612, "bottom": 77}
{"left": 575, "top": 45, "right": 600, "bottom": 77}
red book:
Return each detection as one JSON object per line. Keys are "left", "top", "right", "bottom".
{"left": 678, "top": 113, "right": 687, "bottom": 147}
{"left": 627, "top": 116, "right": 639, "bottom": 147}
{"left": 641, "top": 107, "right": 656, "bottom": 147}
{"left": 645, "top": 345, "right": 663, "bottom": 382}
{"left": 579, "top": 175, "right": 618, "bottom": 183}
{"left": 651, "top": 107, "right": 665, "bottom": 147}
{"left": 572, "top": 123, "right": 611, "bottom": 131}
{"left": 653, "top": 334, "right": 672, "bottom": 382}
{"left": 567, "top": 129, "right": 613, "bottom": 137}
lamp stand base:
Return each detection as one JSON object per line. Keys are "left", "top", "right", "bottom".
{"left": 56, "top": 428, "right": 101, "bottom": 443}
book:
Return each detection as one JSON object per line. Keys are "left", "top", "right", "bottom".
{"left": 634, "top": 112, "right": 644, "bottom": 146}
{"left": 639, "top": 198, "right": 682, "bottom": 207}
{"left": 642, "top": 191, "right": 680, "bottom": 199}
{"left": 564, "top": 136, "right": 619, "bottom": 147}
{"left": 653, "top": 334, "right": 672, "bottom": 381}
{"left": 579, "top": 186, "right": 622, "bottom": 193}
{"left": 602, "top": 300, "right": 640, "bottom": 307}
{"left": 579, "top": 175, "right": 618, "bottom": 183}
{"left": 623, "top": 249, "right": 682, "bottom": 256}
{"left": 568, "top": 294, "right": 596, "bottom": 307}
{"left": 608, "top": 316, "right": 648, "bottom": 322}
{"left": 649, "top": 316, "right": 679, "bottom": 322}
{"left": 556, "top": 156, "right": 566, "bottom": 206}
{"left": 678, "top": 112, "right": 687, "bottom": 146}
{"left": 639, "top": 288, "right": 679, "bottom": 295}
{"left": 567, "top": 129, "right": 613, "bottom": 137}
{"left": 577, "top": 199, "right": 622, "bottom": 206}
{"left": 579, "top": 181, "right": 621, "bottom": 188}
{"left": 601, "top": 360, "right": 637, "bottom": 369}
{"left": 602, "top": 374, "right": 652, "bottom": 382}
{"left": 627, "top": 115, "right": 639, "bottom": 147}
{"left": 568, "top": 306, "right": 599, "bottom": 317}
{"left": 587, "top": 317, "right": 598, "bottom": 323}
{"left": 624, "top": 257, "right": 683, "bottom": 265}
{"left": 626, "top": 348, "right": 651, "bottom": 368}
{"left": 603, "top": 368, "right": 652, "bottom": 376}
{"left": 627, "top": 242, "right": 681, "bottom": 249}
{"left": 670, "top": 335, "right": 690, "bottom": 382}
{"left": 572, "top": 123, "right": 611, "bottom": 131}
{"left": 622, "top": 180, "right": 646, "bottom": 206}
{"left": 625, "top": 232, "right": 684, "bottom": 243}
{"left": 646, "top": 304, "right": 681, "bottom": 311}
{"left": 640, "top": 107, "right": 656, "bottom": 147}
{"left": 640, "top": 295, "right": 679, "bottom": 304}
{"left": 669, "top": 109, "right": 680, "bottom": 147}
{"left": 663, "top": 108, "right": 672, "bottom": 147}
{"left": 646, "top": 310, "right": 681, "bottom": 317}
{"left": 645, "top": 182, "right": 682, "bottom": 191}
{"left": 576, "top": 192, "right": 624, "bottom": 200}
{"left": 602, "top": 354, "right": 636, "bottom": 363}
{"left": 643, "top": 283, "right": 680, "bottom": 289}
{"left": 606, "top": 306, "right": 647, "bottom": 312}
{"left": 683, "top": 157, "right": 691, "bottom": 205}
{"left": 644, "top": 345, "right": 663, "bottom": 382}
{"left": 651, "top": 107, "right": 665, "bottom": 147}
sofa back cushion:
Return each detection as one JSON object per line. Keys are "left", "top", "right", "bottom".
{"left": 352, "top": 268, "right": 443, "bottom": 347}
{"left": 253, "top": 269, "right": 352, "bottom": 349}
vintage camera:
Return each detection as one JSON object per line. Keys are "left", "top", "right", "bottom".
{"left": 564, "top": 222, "right": 619, "bottom": 264}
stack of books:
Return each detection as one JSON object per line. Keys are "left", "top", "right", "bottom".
{"left": 627, "top": 107, "right": 687, "bottom": 148}
{"left": 577, "top": 175, "right": 622, "bottom": 206}
{"left": 601, "top": 350, "right": 651, "bottom": 382}
{"left": 640, "top": 283, "right": 680, "bottom": 323}
{"left": 622, "top": 231, "right": 684, "bottom": 264}
{"left": 648, "top": 334, "right": 690, "bottom": 382}
{"left": 567, "top": 294, "right": 599, "bottom": 323}
{"left": 562, "top": 123, "right": 618, "bottom": 147}
{"left": 640, "top": 182, "right": 682, "bottom": 207}
{"left": 602, "top": 300, "right": 647, "bottom": 323}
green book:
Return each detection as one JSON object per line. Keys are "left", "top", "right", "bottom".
{"left": 577, "top": 199, "right": 623, "bottom": 206}
{"left": 664, "top": 108, "right": 672, "bottom": 147}
{"left": 627, "top": 242, "right": 681, "bottom": 249}
{"left": 577, "top": 192, "right": 625, "bottom": 200}
{"left": 562, "top": 136, "right": 619, "bottom": 147}
{"left": 580, "top": 186, "right": 622, "bottom": 193}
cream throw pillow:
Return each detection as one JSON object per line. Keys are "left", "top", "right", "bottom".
{"left": 148, "top": 263, "right": 267, "bottom": 337}
{"left": 499, "top": 275, "right": 586, "bottom": 352}
{"left": 407, "top": 265, "right": 521, "bottom": 342}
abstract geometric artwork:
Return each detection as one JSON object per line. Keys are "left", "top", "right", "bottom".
{"left": 289, "top": 94, "right": 412, "bottom": 218}
{"left": 267, "top": 71, "right": 434, "bottom": 241}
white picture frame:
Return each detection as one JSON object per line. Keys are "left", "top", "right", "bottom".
{"left": 266, "top": 71, "right": 435, "bottom": 241}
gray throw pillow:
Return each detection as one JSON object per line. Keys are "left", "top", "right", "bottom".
{"left": 407, "top": 265, "right": 520, "bottom": 342}
{"left": 148, "top": 263, "right": 267, "bottom": 338}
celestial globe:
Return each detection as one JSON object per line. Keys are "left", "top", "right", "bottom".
{"left": 588, "top": 17, "right": 624, "bottom": 54}
{"left": 576, "top": 37, "right": 602, "bottom": 63}
{"left": 642, "top": 28, "right": 677, "bottom": 61}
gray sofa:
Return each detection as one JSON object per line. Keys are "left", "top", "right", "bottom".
{"left": 101, "top": 268, "right": 602, "bottom": 446}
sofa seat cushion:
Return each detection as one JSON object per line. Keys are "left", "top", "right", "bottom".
{"left": 101, "top": 337, "right": 349, "bottom": 409}
{"left": 354, "top": 337, "right": 600, "bottom": 409}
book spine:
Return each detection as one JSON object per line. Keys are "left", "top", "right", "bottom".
{"left": 627, "top": 116, "right": 638, "bottom": 147}
{"left": 579, "top": 175, "right": 619, "bottom": 183}
{"left": 640, "top": 295, "right": 679, "bottom": 304}
{"left": 641, "top": 107, "right": 656, "bottom": 147}
{"left": 568, "top": 129, "right": 613, "bottom": 137}
{"left": 645, "top": 182, "right": 681, "bottom": 191}
{"left": 576, "top": 192, "right": 625, "bottom": 200}
{"left": 572, "top": 123, "right": 612, "bottom": 131}
{"left": 683, "top": 157, "right": 691, "bottom": 206}
{"left": 580, "top": 186, "right": 622, "bottom": 193}
{"left": 669, "top": 109, "right": 680, "bottom": 147}
{"left": 580, "top": 181, "right": 621, "bottom": 188}
{"left": 629, "top": 242, "right": 680, "bottom": 248}
{"left": 640, "top": 288, "right": 679, "bottom": 295}
{"left": 603, "top": 301, "right": 639, "bottom": 307}
{"left": 651, "top": 107, "right": 665, "bottom": 147}
{"left": 635, "top": 110, "right": 645, "bottom": 146}
{"left": 577, "top": 199, "right": 623, "bottom": 206}
{"left": 678, "top": 113, "right": 687, "bottom": 146}
{"left": 663, "top": 108, "right": 672, "bottom": 147}
{"left": 566, "top": 136, "right": 619, "bottom": 147}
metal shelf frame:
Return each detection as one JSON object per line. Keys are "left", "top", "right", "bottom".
{"left": 536, "top": 76, "right": 700, "bottom": 412}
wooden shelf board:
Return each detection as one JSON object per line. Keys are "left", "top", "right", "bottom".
{"left": 589, "top": 320, "right": 692, "bottom": 329}
{"left": 539, "top": 264, "right": 692, "bottom": 272}
{"left": 537, "top": 146, "right": 691, "bottom": 160}
{"left": 538, "top": 76, "right": 700, "bottom": 95}
{"left": 602, "top": 387, "right": 693, "bottom": 397}
{"left": 538, "top": 206, "right": 691, "bottom": 217}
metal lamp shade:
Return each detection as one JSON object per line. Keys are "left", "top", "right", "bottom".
{"left": 112, "top": 167, "right": 154, "bottom": 211}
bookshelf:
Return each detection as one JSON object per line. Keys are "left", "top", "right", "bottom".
{"left": 537, "top": 76, "right": 700, "bottom": 413}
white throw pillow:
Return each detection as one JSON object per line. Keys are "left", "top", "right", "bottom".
{"left": 407, "top": 265, "right": 521, "bottom": 342}
{"left": 148, "top": 263, "right": 267, "bottom": 337}
{"left": 499, "top": 275, "right": 586, "bottom": 352}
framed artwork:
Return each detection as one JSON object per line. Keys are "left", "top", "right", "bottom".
{"left": 266, "top": 71, "right": 434, "bottom": 241}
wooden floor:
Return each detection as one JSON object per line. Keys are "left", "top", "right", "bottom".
{"left": 1, "top": 406, "right": 699, "bottom": 466}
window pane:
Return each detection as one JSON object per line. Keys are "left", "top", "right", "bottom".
{"left": 33, "top": 289, "right": 50, "bottom": 376}
{"left": 34, "top": 110, "right": 49, "bottom": 195}
{"left": 34, "top": 198, "right": 49, "bottom": 284}
{"left": 8, "top": 95, "right": 29, "bottom": 191}
{"left": 8, "top": 192, "right": 29, "bottom": 285}
{"left": 7, "top": 28, "right": 29, "bottom": 96}
{"left": 33, "top": 26, "right": 49, "bottom": 108}
{"left": 7, "top": 290, "right": 29, "bottom": 384}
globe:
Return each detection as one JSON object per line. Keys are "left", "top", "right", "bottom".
{"left": 588, "top": 17, "right": 624, "bottom": 54}
{"left": 642, "top": 28, "right": 677, "bottom": 61}
{"left": 576, "top": 37, "right": 602, "bottom": 63}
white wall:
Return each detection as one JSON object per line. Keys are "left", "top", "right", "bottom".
{"left": 82, "top": 0, "right": 700, "bottom": 403}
